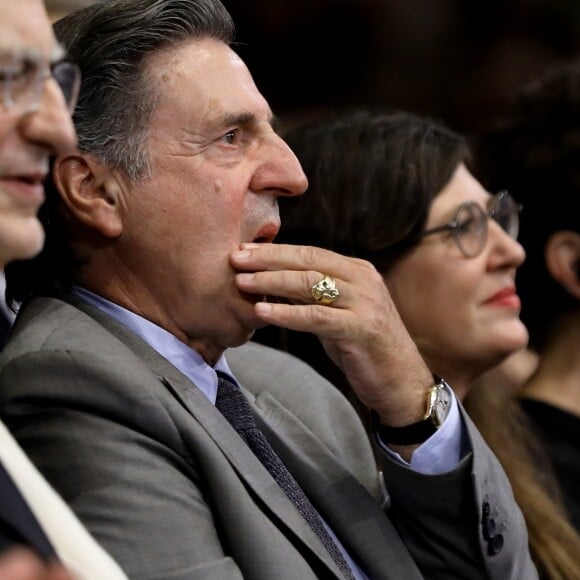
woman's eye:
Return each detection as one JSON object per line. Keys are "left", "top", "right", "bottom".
{"left": 457, "top": 217, "right": 476, "bottom": 234}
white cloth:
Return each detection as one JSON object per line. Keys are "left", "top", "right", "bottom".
{"left": 0, "top": 271, "right": 15, "bottom": 324}
{"left": 0, "top": 420, "right": 127, "bottom": 579}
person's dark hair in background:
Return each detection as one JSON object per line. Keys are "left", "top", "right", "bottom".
{"left": 275, "top": 111, "right": 470, "bottom": 271}
{"left": 469, "top": 64, "right": 580, "bottom": 577}
{"left": 255, "top": 109, "right": 580, "bottom": 579}
{"left": 6, "top": 0, "right": 235, "bottom": 308}
{"left": 477, "top": 68, "right": 580, "bottom": 353}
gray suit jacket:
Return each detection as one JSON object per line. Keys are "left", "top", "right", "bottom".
{"left": 0, "top": 296, "right": 537, "bottom": 579}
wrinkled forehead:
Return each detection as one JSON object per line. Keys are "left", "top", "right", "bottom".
{"left": 146, "top": 37, "right": 273, "bottom": 125}
{"left": 0, "top": 0, "right": 63, "bottom": 61}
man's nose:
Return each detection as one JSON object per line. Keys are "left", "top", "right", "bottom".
{"left": 250, "top": 132, "right": 308, "bottom": 197}
{"left": 19, "top": 77, "right": 77, "bottom": 156}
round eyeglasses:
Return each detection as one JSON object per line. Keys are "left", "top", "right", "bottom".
{"left": 418, "top": 191, "right": 522, "bottom": 258}
{"left": 1, "top": 54, "right": 81, "bottom": 114}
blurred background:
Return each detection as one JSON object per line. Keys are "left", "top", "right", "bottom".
{"left": 48, "top": 0, "right": 580, "bottom": 133}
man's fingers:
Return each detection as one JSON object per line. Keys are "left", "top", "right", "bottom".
{"left": 254, "top": 301, "right": 349, "bottom": 335}
{"left": 236, "top": 269, "right": 348, "bottom": 307}
{"left": 232, "top": 243, "right": 363, "bottom": 278}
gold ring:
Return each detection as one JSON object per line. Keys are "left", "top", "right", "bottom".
{"left": 310, "top": 275, "right": 340, "bottom": 306}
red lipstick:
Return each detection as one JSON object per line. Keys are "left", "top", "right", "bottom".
{"left": 484, "top": 287, "right": 521, "bottom": 309}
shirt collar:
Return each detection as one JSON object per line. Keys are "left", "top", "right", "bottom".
{"left": 73, "top": 286, "right": 237, "bottom": 405}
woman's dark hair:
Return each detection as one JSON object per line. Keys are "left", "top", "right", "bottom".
{"left": 276, "top": 110, "right": 470, "bottom": 272}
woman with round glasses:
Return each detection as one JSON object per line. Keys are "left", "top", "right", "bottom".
{"left": 255, "top": 109, "right": 579, "bottom": 578}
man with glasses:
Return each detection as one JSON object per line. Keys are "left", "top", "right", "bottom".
{"left": 0, "top": 1, "right": 126, "bottom": 578}
{"left": 0, "top": 1, "right": 537, "bottom": 578}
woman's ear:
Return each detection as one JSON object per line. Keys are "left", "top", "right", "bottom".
{"left": 545, "top": 230, "right": 580, "bottom": 300}
{"left": 52, "top": 153, "right": 123, "bottom": 238}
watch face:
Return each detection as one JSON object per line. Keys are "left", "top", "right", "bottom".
{"left": 433, "top": 384, "right": 452, "bottom": 426}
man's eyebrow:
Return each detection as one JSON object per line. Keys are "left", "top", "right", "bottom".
{"left": 0, "top": 44, "right": 35, "bottom": 59}
{"left": 218, "top": 112, "right": 258, "bottom": 128}
{"left": 0, "top": 44, "right": 65, "bottom": 63}
{"left": 218, "top": 111, "right": 277, "bottom": 129}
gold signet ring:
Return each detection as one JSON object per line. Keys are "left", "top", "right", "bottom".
{"left": 310, "top": 275, "right": 340, "bottom": 306}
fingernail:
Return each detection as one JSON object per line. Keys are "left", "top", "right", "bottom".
{"left": 236, "top": 273, "right": 254, "bottom": 283}
{"left": 255, "top": 302, "right": 273, "bottom": 315}
{"left": 232, "top": 249, "right": 251, "bottom": 261}
{"left": 241, "top": 242, "right": 260, "bottom": 249}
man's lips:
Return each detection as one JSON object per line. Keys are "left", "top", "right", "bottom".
{"left": 0, "top": 175, "right": 46, "bottom": 209}
{"left": 483, "top": 287, "right": 521, "bottom": 309}
{"left": 250, "top": 222, "right": 280, "bottom": 243}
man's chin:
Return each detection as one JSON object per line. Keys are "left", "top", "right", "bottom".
{"left": 234, "top": 292, "right": 273, "bottom": 338}
{"left": 224, "top": 327, "right": 258, "bottom": 352}
{"left": 250, "top": 318, "right": 270, "bottom": 331}
{"left": 243, "top": 309, "right": 270, "bottom": 333}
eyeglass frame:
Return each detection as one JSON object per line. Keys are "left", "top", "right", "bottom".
{"left": 417, "top": 190, "right": 523, "bottom": 258}
{"left": 0, "top": 50, "right": 81, "bottom": 114}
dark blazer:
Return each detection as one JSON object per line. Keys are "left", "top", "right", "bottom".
{"left": 0, "top": 296, "right": 537, "bottom": 579}
{"left": 0, "top": 460, "right": 55, "bottom": 558}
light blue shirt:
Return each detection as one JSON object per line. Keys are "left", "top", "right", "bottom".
{"left": 75, "top": 287, "right": 467, "bottom": 578}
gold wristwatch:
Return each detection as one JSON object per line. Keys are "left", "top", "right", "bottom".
{"left": 371, "top": 378, "right": 452, "bottom": 445}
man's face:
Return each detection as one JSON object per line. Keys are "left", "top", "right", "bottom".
{"left": 0, "top": 0, "right": 76, "bottom": 267}
{"left": 112, "top": 38, "right": 307, "bottom": 361}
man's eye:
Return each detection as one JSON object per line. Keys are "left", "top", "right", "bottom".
{"left": 0, "top": 64, "right": 21, "bottom": 82}
{"left": 0, "top": 60, "right": 37, "bottom": 84}
{"left": 220, "top": 130, "right": 238, "bottom": 145}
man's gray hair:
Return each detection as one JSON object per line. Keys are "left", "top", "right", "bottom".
{"left": 45, "top": 0, "right": 102, "bottom": 12}
{"left": 54, "top": 0, "right": 235, "bottom": 180}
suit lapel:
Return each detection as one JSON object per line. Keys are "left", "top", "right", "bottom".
{"left": 69, "top": 298, "right": 345, "bottom": 579}
{"left": 252, "top": 390, "right": 424, "bottom": 580}
{"left": 162, "top": 375, "right": 347, "bottom": 578}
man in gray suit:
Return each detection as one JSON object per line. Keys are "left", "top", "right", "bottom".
{"left": 0, "top": 0, "right": 537, "bottom": 578}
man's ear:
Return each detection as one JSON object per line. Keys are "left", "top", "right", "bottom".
{"left": 545, "top": 230, "right": 580, "bottom": 300}
{"left": 52, "top": 153, "right": 124, "bottom": 238}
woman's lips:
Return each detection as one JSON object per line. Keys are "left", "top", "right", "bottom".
{"left": 483, "top": 287, "right": 521, "bottom": 309}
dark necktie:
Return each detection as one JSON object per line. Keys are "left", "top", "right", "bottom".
{"left": 215, "top": 376, "right": 355, "bottom": 580}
